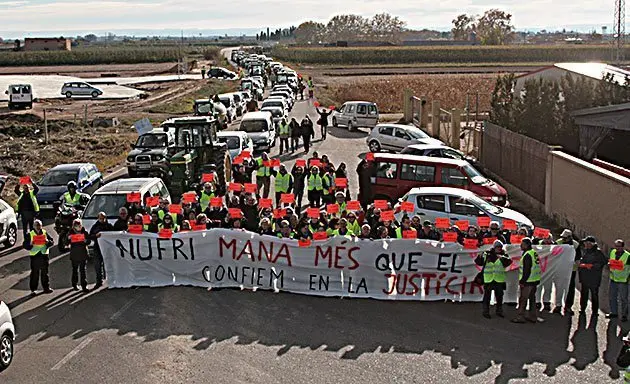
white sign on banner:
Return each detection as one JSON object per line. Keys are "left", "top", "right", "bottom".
{"left": 99, "top": 230, "right": 575, "bottom": 302}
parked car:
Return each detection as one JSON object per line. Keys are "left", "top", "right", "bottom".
{"left": 332, "top": 101, "right": 379, "bottom": 131}
{"left": 0, "top": 178, "right": 18, "bottom": 249}
{"left": 401, "top": 143, "right": 479, "bottom": 166}
{"left": 269, "top": 90, "right": 294, "bottom": 109}
{"left": 217, "top": 94, "right": 238, "bottom": 123}
{"left": 272, "top": 84, "right": 292, "bottom": 94}
{"left": 217, "top": 131, "right": 254, "bottom": 160}
{"left": 82, "top": 178, "right": 171, "bottom": 232}
{"left": 394, "top": 187, "right": 533, "bottom": 230}
{"left": 266, "top": 96, "right": 292, "bottom": 112}
{"left": 367, "top": 124, "right": 444, "bottom": 152}
{"left": 359, "top": 153, "right": 509, "bottom": 206}
{"left": 261, "top": 98, "right": 287, "bottom": 114}
{"left": 61, "top": 82, "right": 102, "bottom": 98}
{"left": 239, "top": 111, "right": 275, "bottom": 151}
{"left": 36, "top": 163, "right": 104, "bottom": 211}
{"left": 208, "top": 67, "right": 237, "bottom": 79}
{"left": 260, "top": 106, "right": 287, "bottom": 127}
{"left": 0, "top": 301, "right": 15, "bottom": 370}
{"left": 5, "top": 84, "right": 33, "bottom": 109}
{"left": 126, "top": 128, "right": 176, "bottom": 177}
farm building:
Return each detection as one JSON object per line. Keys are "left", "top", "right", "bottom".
{"left": 514, "top": 62, "right": 630, "bottom": 95}
{"left": 24, "top": 37, "right": 71, "bottom": 51}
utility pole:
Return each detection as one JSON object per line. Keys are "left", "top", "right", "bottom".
{"left": 614, "top": 0, "right": 626, "bottom": 64}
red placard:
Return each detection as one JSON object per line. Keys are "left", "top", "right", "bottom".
{"left": 145, "top": 196, "right": 159, "bottom": 207}
{"left": 232, "top": 156, "right": 244, "bottom": 165}
{"left": 313, "top": 232, "right": 328, "bottom": 240}
{"left": 326, "top": 204, "right": 339, "bottom": 214}
{"left": 502, "top": 219, "right": 517, "bottom": 231}
{"left": 483, "top": 236, "right": 498, "bottom": 245}
{"left": 435, "top": 217, "right": 450, "bottom": 229}
{"left": 192, "top": 224, "right": 207, "bottom": 231}
{"left": 158, "top": 228, "right": 173, "bottom": 239}
{"left": 533, "top": 227, "right": 550, "bottom": 239}
{"left": 70, "top": 233, "right": 85, "bottom": 243}
{"left": 271, "top": 158, "right": 281, "bottom": 167}
{"left": 309, "top": 159, "right": 321, "bottom": 168}
{"left": 169, "top": 204, "right": 182, "bottom": 214}
{"left": 442, "top": 232, "right": 458, "bottom": 242}
{"left": 263, "top": 160, "right": 272, "bottom": 167}
{"left": 210, "top": 197, "right": 223, "bottom": 207}
{"left": 381, "top": 210, "right": 395, "bottom": 221}
{"left": 314, "top": 101, "right": 320, "bottom": 107}
{"left": 477, "top": 216, "right": 491, "bottom": 227}
{"left": 201, "top": 173, "right": 215, "bottom": 183}
{"left": 19, "top": 176, "right": 32, "bottom": 185}
{"left": 273, "top": 209, "right": 286, "bottom": 219}
{"left": 259, "top": 198, "right": 273, "bottom": 208}
{"left": 510, "top": 234, "right": 525, "bottom": 244}
{"left": 32, "top": 234, "right": 47, "bottom": 246}
{"left": 244, "top": 183, "right": 258, "bottom": 194}
{"left": 127, "top": 224, "right": 142, "bottom": 234}
{"left": 400, "top": 201, "right": 415, "bottom": 212}
{"left": 142, "top": 215, "right": 151, "bottom": 225}
{"left": 346, "top": 200, "right": 361, "bottom": 211}
{"left": 455, "top": 220, "right": 470, "bottom": 231}
{"left": 464, "top": 238, "right": 479, "bottom": 249}
{"left": 298, "top": 239, "right": 312, "bottom": 247}
{"left": 228, "top": 208, "right": 243, "bottom": 218}
{"left": 295, "top": 159, "right": 306, "bottom": 168}
{"left": 281, "top": 193, "right": 295, "bottom": 204}
{"left": 366, "top": 152, "right": 375, "bottom": 161}
{"left": 610, "top": 259, "right": 625, "bottom": 271}
{"left": 229, "top": 183, "right": 243, "bottom": 192}
{"left": 329, "top": 105, "right": 336, "bottom": 110}
{"left": 374, "top": 200, "right": 388, "bottom": 210}
{"left": 334, "top": 178, "right": 348, "bottom": 188}
{"left": 182, "top": 192, "right": 197, "bottom": 203}
{"left": 126, "top": 192, "right": 141, "bottom": 203}
{"left": 307, "top": 207, "right": 320, "bottom": 218}
{"left": 241, "top": 150, "right": 251, "bottom": 158}
{"left": 403, "top": 230, "right": 417, "bottom": 239}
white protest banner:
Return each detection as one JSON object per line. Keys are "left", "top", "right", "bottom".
{"left": 99, "top": 230, "right": 575, "bottom": 302}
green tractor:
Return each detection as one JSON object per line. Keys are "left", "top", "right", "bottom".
{"left": 160, "top": 116, "right": 231, "bottom": 199}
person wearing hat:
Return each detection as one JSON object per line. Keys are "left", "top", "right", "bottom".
{"left": 418, "top": 220, "right": 440, "bottom": 241}
{"left": 346, "top": 211, "right": 361, "bottom": 235}
{"left": 272, "top": 163, "right": 293, "bottom": 207}
{"left": 512, "top": 238, "right": 541, "bottom": 323}
{"left": 578, "top": 236, "right": 607, "bottom": 316}
{"left": 556, "top": 229, "right": 581, "bottom": 315}
{"left": 277, "top": 220, "right": 294, "bottom": 239}
{"left": 395, "top": 215, "right": 417, "bottom": 239}
{"left": 475, "top": 240, "right": 513, "bottom": 319}
{"left": 331, "top": 218, "right": 354, "bottom": 237}
{"left": 328, "top": 191, "right": 347, "bottom": 218}
{"left": 482, "top": 221, "right": 506, "bottom": 244}
{"left": 608, "top": 239, "right": 630, "bottom": 321}
{"left": 359, "top": 224, "right": 372, "bottom": 239}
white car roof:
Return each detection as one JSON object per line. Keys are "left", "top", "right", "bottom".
{"left": 95, "top": 178, "right": 163, "bottom": 195}
{"left": 217, "top": 131, "right": 248, "bottom": 138}
{"left": 242, "top": 111, "right": 273, "bottom": 120}
{"left": 344, "top": 100, "right": 376, "bottom": 105}
{"left": 376, "top": 123, "right": 418, "bottom": 130}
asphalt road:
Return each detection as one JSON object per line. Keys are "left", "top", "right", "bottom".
{"left": 0, "top": 60, "right": 626, "bottom": 383}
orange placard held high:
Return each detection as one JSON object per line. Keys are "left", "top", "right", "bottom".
{"left": 403, "top": 230, "right": 417, "bottom": 239}
{"left": 401, "top": 201, "right": 415, "bottom": 212}
{"left": 229, "top": 183, "right": 243, "bottom": 192}
{"left": 201, "top": 173, "right": 215, "bottom": 183}
{"left": 477, "top": 216, "right": 491, "bottom": 227}
{"left": 126, "top": 192, "right": 141, "bottom": 203}
{"left": 19, "top": 176, "right": 32, "bottom": 185}
{"left": 533, "top": 227, "right": 550, "bottom": 239}
{"left": 295, "top": 159, "right": 306, "bottom": 168}
{"left": 271, "top": 159, "right": 281, "bottom": 167}
{"left": 374, "top": 200, "right": 388, "bottom": 210}
{"left": 169, "top": 204, "right": 183, "bottom": 214}
{"left": 381, "top": 210, "right": 395, "bottom": 221}
{"left": 158, "top": 228, "right": 173, "bottom": 239}
{"left": 366, "top": 152, "right": 375, "bottom": 161}
{"left": 259, "top": 198, "right": 273, "bottom": 208}
{"left": 273, "top": 209, "right": 286, "bottom": 219}
{"left": 307, "top": 207, "right": 320, "bottom": 218}
{"left": 210, "top": 197, "right": 223, "bottom": 208}
{"left": 145, "top": 196, "right": 159, "bottom": 207}
{"left": 326, "top": 204, "right": 339, "bottom": 214}
{"left": 455, "top": 220, "right": 470, "bottom": 231}
{"left": 483, "top": 237, "right": 498, "bottom": 245}
{"left": 510, "top": 234, "right": 525, "bottom": 244}
{"left": 182, "top": 192, "right": 197, "bottom": 204}
{"left": 228, "top": 208, "right": 243, "bottom": 218}
{"left": 335, "top": 178, "right": 348, "bottom": 188}
{"left": 435, "top": 218, "right": 450, "bottom": 229}
{"left": 346, "top": 200, "right": 361, "bottom": 211}
{"left": 142, "top": 215, "right": 151, "bottom": 225}
{"left": 281, "top": 193, "right": 295, "bottom": 204}
{"left": 244, "top": 183, "right": 258, "bottom": 194}
{"left": 309, "top": 159, "right": 321, "bottom": 168}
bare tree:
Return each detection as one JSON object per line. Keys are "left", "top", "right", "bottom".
{"left": 370, "top": 13, "right": 406, "bottom": 42}
{"left": 451, "top": 14, "right": 475, "bottom": 40}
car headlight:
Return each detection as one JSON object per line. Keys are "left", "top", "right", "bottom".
{"left": 127, "top": 156, "right": 134, "bottom": 162}
{"left": 490, "top": 196, "right": 501, "bottom": 202}
{"left": 152, "top": 155, "right": 163, "bottom": 161}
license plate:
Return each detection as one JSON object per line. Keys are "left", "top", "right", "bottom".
{"left": 40, "top": 204, "right": 53, "bottom": 209}
{"left": 138, "top": 164, "right": 151, "bottom": 170}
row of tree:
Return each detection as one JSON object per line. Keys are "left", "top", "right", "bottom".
{"left": 452, "top": 9, "right": 514, "bottom": 45}
{"left": 293, "top": 13, "right": 406, "bottom": 44}
{"left": 256, "top": 27, "right": 297, "bottom": 41}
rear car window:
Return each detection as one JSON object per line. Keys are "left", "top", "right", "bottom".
{"left": 379, "top": 126, "right": 393, "bottom": 136}
{"left": 417, "top": 195, "right": 445, "bottom": 211}
{"left": 441, "top": 168, "right": 468, "bottom": 186}
{"left": 400, "top": 163, "right": 435, "bottom": 182}
{"left": 376, "top": 162, "right": 397, "bottom": 179}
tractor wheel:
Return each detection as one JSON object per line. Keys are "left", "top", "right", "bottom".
{"left": 212, "top": 146, "right": 232, "bottom": 196}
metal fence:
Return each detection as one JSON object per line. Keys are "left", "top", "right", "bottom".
{"left": 411, "top": 96, "right": 423, "bottom": 127}
{"left": 481, "top": 122, "right": 550, "bottom": 203}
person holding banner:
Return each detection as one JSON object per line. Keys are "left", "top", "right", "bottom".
{"left": 578, "top": 236, "right": 607, "bottom": 316}
{"left": 68, "top": 219, "right": 91, "bottom": 292}
{"left": 159, "top": 214, "right": 179, "bottom": 233}
{"left": 607, "top": 239, "right": 630, "bottom": 321}
{"left": 146, "top": 212, "right": 160, "bottom": 233}
{"left": 512, "top": 238, "right": 541, "bottom": 323}
{"left": 556, "top": 229, "right": 581, "bottom": 315}
{"left": 476, "top": 240, "right": 513, "bottom": 319}
{"left": 88, "top": 212, "right": 114, "bottom": 289}
{"left": 23, "top": 219, "right": 54, "bottom": 295}
{"left": 113, "top": 207, "right": 129, "bottom": 231}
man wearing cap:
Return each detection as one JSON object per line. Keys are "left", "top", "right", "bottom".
{"left": 418, "top": 220, "right": 440, "bottom": 241}
{"left": 395, "top": 215, "right": 417, "bottom": 239}
{"left": 482, "top": 221, "right": 507, "bottom": 244}
{"left": 272, "top": 164, "right": 293, "bottom": 207}
{"left": 512, "top": 238, "right": 541, "bottom": 323}
{"left": 277, "top": 220, "right": 294, "bottom": 239}
{"left": 608, "top": 239, "right": 630, "bottom": 321}
{"left": 555, "top": 229, "right": 581, "bottom": 315}
{"left": 578, "top": 236, "right": 607, "bottom": 316}
{"left": 476, "top": 240, "right": 513, "bottom": 318}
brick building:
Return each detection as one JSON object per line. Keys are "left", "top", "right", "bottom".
{"left": 24, "top": 37, "right": 71, "bottom": 51}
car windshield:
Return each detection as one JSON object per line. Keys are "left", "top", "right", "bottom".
{"left": 136, "top": 133, "right": 167, "bottom": 148}
{"left": 83, "top": 193, "right": 129, "bottom": 219}
{"left": 462, "top": 164, "right": 487, "bottom": 184}
{"left": 407, "top": 129, "right": 430, "bottom": 139}
{"left": 218, "top": 136, "right": 240, "bottom": 149}
{"left": 39, "top": 170, "right": 78, "bottom": 186}
{"left": 195, "top": 101, "right": 213, "bottom": 114}
{"left": 262, "top": 101, "right": 283, "bottom": 109}
{"left": 241, "top": 120, "right": 268, "bottom": 132}
{"left": 467, "top": 194, "right": 502, "bottom": 215}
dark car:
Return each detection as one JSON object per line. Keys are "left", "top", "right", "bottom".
{"left": 36, "top": 163, "right": 103, "bottom": 211}
{"left": 208, "top": 67, "right": 237, "bottom": 79}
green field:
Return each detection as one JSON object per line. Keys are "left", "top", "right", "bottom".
{"left": 272, "top": 45, "right": 629, "bottom": 65}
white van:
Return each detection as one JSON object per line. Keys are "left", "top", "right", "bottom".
{"left": 81, "top": 178, "right": 171, "bottom": 232}
{"left": 5, "top": 84, "right": 33, "bottom": 109}
{"left": 332, "top": 101, "right": 379, "bottom": 131}
{"left": 239, "top": 111, "right": 275, "bottom": 151}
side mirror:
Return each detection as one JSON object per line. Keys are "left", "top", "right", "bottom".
{"left": 80, "top": 179, "right": 88, "bottom": 187}
{"left": 4, "top": 90, "right": 8, "bottom": 95}
{"left": 130, "top": 143, "right": 135, "bottom": 149}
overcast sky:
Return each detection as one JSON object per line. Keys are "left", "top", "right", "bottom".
{"left": 0, "top": 0, "right": 618, "bottom": 37}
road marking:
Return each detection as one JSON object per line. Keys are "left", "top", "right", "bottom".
{"left": 110, "top": 295, "right": 140, "bottom": 321}
{"left": 51, "top": 337, "right": 93, "bottom": 371}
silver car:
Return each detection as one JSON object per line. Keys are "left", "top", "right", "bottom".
{"left": 61, "top": 82, "right": 103, "bottom": 98}
{"left": 367, "top": 124, "right": 444, "bottom": 153}
{"left": 0, "top": 300, "right": 15, "bottom": 370}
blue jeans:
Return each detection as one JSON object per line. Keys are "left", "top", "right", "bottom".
{"left": 609, "top": 280, "right": 628, "bottom": 316}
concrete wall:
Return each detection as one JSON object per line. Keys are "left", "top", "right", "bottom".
{"left": 24, "top": 38, "right": 71, "bottom": 51}
{"left": 546, "top": 151, "right": 630, "bottom": 250}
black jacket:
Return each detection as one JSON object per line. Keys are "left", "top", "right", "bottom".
{"left": 578, "top": 246, "right": 608, "bottom": 287}
{"left": 68, "top": 228, "right": 91, "bottom": 262}
{"left": 113, "top": 218, "right": 129, "bottom": 231}
{"left": 301, "top": 119, "right": 315, "bottom": 138}
{"left": 89, "top": 220, "right": 114, "bottom": 254}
